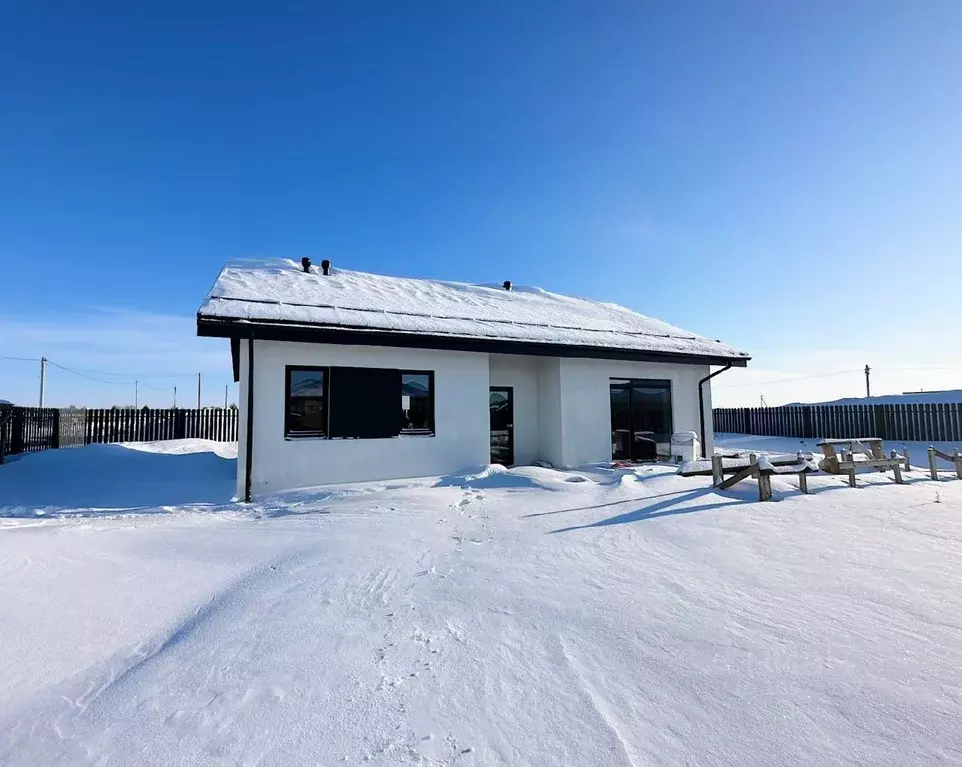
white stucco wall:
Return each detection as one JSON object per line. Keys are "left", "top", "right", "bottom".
{"left": 234, "top": 339, "right": 720, "bottom": 495}
{"left": 241, "top": 340, "right": 490, "bottom": 495}
{"left": 536, "top": 358, "right": 565, "bottom": 468}
{"left": 488, "top": 354, "right": 541, "bottom": 466}
{"left": 557, "top": 358, "right": 712, "bottom": 467}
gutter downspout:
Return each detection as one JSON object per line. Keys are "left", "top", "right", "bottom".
{"left": 698, "top": 363, "right": 733, "bottom": 458}
{"left": 244, "top": 334, "right": 255, "bottom": 503}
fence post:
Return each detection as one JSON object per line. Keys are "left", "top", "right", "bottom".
{"left": 928, "top": 447, "right": 938, "bottom": 481}
{"left": 10, "top": 409, "right": 24, "bottom": 455}
{"left": 52, "top": 409, "right": 61, "bottom": 449}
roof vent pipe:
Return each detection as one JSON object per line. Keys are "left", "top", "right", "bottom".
{"left": 300, "top": 257, "right": 312, "bottom": 273}
{"left": 503, "top": 280, "right": 511, "bottom": 291}
{"left": 321, "top": 259, "right": 331, "bottom": 276}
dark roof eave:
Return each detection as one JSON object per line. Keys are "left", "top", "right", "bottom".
{"left": 197, "top": 315, "right": 750, "bottom": 368}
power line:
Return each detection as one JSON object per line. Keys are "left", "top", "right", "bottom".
{"left": 1, "top": 356, "right": 42, "bottom": 362}
{"left": 43, "top": 360, "right": 218, "bottom": 387}
{"left": 138, "top": 381, "right": 172, "bottom": 392}
{"left": 55, "top": 365, "right": 200, "bottom": 380}
{"left": 44, "top": 360, "right": 133, "bottom": 385}
{"left": 714, "top": 369, "right": 861, "bottom": 389}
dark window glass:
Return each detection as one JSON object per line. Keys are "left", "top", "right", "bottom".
{"left": 329, "top": 367, "right": 402, "bottom": 439}
{"left": 287, "top": 368, "right": 326, "bottom": 437}
{"left": 401, "top": 372, "right": 434, "bottom": 433}
{"left": 609, "top": 378, "right": 672, "bottom": 460}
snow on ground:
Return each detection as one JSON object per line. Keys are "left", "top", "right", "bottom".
{"left": 1, "top": 437, "right": 961, "bottom": 765}
{"left": 0, "top": 439, "right": 236, "bottom": 516}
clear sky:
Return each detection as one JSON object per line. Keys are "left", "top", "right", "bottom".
{"left": 2, "top": 1, "right": 960, "bottom": 407}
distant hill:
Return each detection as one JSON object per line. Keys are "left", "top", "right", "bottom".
{"left": 789, "top": 390, "right": 962, "bottom": 407}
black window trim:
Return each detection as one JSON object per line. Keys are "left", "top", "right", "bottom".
{"left": 285, "top": 365, "right": 329, "bottom": 439}
{"left": 400, "top": 369, "right": 435, "bottom": 437}
{"left": 608, "top": 377, "right": 674, "bottom": 460}
{"left": 285, "top": 365, "right": 435, "bottom": 440}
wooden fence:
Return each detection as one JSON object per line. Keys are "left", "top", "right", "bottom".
{"left": 0, "top": 407, "right": 59, "bottom": 461}
{"left": 714, "top": 403, "right": 962, "bottom": 443}
{"left": 83, "top": 408, "right": 238, "bottom": 445}
{"left": 0, "top": 406, "right": 238, "bottom": 463}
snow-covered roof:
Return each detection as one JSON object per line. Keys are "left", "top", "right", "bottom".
{"left": 198, "top": 259, "right": 750, "bottom": 363}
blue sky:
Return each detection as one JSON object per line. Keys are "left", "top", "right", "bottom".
{"left": 1, "top": 1, "right": 960, "bottom": 407}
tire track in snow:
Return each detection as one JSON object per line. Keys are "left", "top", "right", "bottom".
{"left": 558, "top": 634, "right": 638, "bottom": 767}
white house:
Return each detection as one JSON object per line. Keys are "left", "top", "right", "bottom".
{"left": 197, "top": 258, "right": 750, "bottom": 500}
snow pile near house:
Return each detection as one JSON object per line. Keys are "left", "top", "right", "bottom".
{"left": 199, "top": 258, "right": 749, "bottom": 360}
{"left": 0, "top": 440, "right": 236, "bottom": 516}
{"left": 1, "top": 438, "right": 961, "bottom": 764}
{"left": 120, "top": 438, "right": 238, "bottom": 459}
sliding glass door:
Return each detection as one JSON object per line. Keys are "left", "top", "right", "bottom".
{"left": 609, "top": 379, "right": 672, "bottom": 461}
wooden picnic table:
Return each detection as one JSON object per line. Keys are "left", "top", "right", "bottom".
{"left": 710, "top": 452, "right": 818, "bottom": 501}
{"left": 678, "top": 452, "right": 811, "bottom": 478}
{"left": 816, "top": 437, "right": 909, "bottom": 487}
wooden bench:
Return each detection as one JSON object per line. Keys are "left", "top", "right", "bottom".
{"left": 679, "top": 453, "right": 811, "bottom": 478}
{"left": 817, "top": 438, "right": 909, "bottom": 487}
{"left": 928, "top": 447, "right": 962, "bottom": 481}
{"left": 711, "top": 452, "right": 817, "bottom": 502}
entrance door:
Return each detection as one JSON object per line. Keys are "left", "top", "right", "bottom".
{"left": 489, "top": 387, "right": 514, "bottom": 465}
{"left": 609, "top": 379, "right": 672, "bottom": 461}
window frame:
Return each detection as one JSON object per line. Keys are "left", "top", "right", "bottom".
{"left": 284, "top": 365, "right": 329, "bottom": 439}
{"left": 609, "top": 377, "right": 673, "bottom": 460}
{"left": 400, "top": 370, "right": 435, "bottom": 436}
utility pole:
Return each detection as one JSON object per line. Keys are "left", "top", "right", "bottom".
{"left": 197, "top": 372, "right": 202, "bottom": 409}
{"left": 173, "top": 386, "right": 177, "bottom": 408}
{"left": 135, "top": 380, "right": 139, "bottom": 409}
{"left": 39, "top": 357, "right": 47, "bottom": 408}
{"left": 224, "top": 384, "right": 228, "bottom": 409}
{"left": 865, "top": 364, "right": 871, "bottom": 399}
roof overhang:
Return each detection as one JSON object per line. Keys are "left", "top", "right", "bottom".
{"left": 199, "top": 315, "right": 750, "bottom": 383}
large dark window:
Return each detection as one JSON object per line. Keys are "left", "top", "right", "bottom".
{"left": 401, "top": 371, "right": 434, "bottom": 434}
{"left": 286, "top": 367, "right": 327, "bottom": 437}
{"left": 284, "top": 365, "right": 435, "bottom": 440}
{"left": 328, "top": 367, "right": 402, "bottom": 439}
{"left": 610, "top": 378, "right": 672, "bottom": 461}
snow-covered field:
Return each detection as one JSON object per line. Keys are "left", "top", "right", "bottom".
{"left": 1, "top": 436, "right": 961, "bottom": 765}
